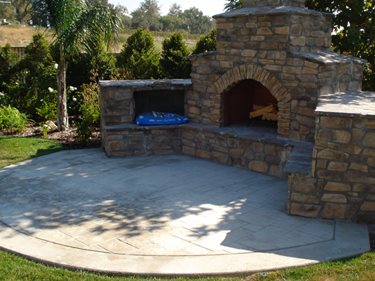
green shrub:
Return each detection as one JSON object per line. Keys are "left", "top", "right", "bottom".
{"left": 36, "top": 100, "right": 57, "bottom": 122}
{"left": 3, "top": 34, "right": 57, "bottom": 120}
{"left": 0, "top": 105, "right": 28, "bottom": 134}
{"left": 192, "top": 29, "right": 217, "bottom": 55}
{"left": 160, "top": 32, "right": 191, "bottom": 78}
{"left": 76, "top": 83, "right": 100, "bottom": 144}
{"left": 117, "top": 29, "right": 160, "bottom": 79}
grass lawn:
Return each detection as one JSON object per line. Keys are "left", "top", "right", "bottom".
{"left": 0, "top": 136, "right": 374, "bottom": 281}
{"left": 0, "top": 136, "right": 63, "bottom": 168}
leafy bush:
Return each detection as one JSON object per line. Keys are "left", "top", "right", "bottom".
{"left": 36, "top": 100, "right": 57, "bottom": 122}
{"left": 117, "top": 29, "right": 160, "bottom": 79}
{"left": 76, "top": 83, "right": 100, "bottom": 144}
{"left": 0, "top": 105, "right": 28, "bottom": 134}
{"left": 160, "top": 32, "right": 191, "bottom": 78}
{"left": 2, "top": 34, "right": 57, "bottom": 120}
{"left": 192, "top": 29, "right": 217, "bottom": 55}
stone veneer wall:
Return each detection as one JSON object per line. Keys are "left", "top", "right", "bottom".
{"left": 288, "top": 92, "right": 375, "bottom": 223}
{"left": 100, "top": 80, "right": 293, "bottom": 178}
{"left": 103, "top": 124, "right": 292, "bottom": 179}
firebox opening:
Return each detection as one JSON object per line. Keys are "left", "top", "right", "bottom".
{"left": 223, "top": 79, "right": 278, "bottom": 128}
{"left": 134, "top": 90, "right": 185, "bottom": 118}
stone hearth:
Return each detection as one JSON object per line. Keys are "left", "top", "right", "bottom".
{"left": 100, "top": 0, "right": 375, "bottom": 223}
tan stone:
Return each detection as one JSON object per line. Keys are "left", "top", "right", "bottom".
{"left": 353, "top": 184, "right": 375, "bottom": 193}
{"left": 321, "top": 203, "right": 347, "bottom": 219}
{"left": 317, "top": 149, "right": 349, "bottom": 161}
{"left": 249, "top": 161, "right": 268, "bottom": 173}
{"left": 327, "top": 161, "right": 348, "bottom": 172}
{"left": 321, "top": 193, "right": 347, "bottom": 204}
{"left": 289, "top": 176, "right": 317, "bottom": 193}
{"left": 182, "top": 146, "right": 195, "bottom": 156}
{"left": 257, "top": 27, "right": 272, "bottom": 35}
{"left": 241, "top": 50, "right": 257, "bottom": 57}
{"left": 288, "top": 203, "right": 321, "bottom": 218}
{"left": 324, "top": 182, "right": 351, "bottom": 192}
{"left": 251, "top": 142, "right": 264, "bottom": 153}
{"left": 291, "top": 193, "right": 320, "bottom": 204}
{"left": 363, "top": 132, "right": 375, "bottom": 148}
{"left": 273, "top": 26, "right": 289, "bottom": 35}
{"left": 196, "top": 149, "right": 210, "bottom": 160}
{"left": 349, "top": 163, "right": 369, "bottom": 173}
{"left": 344, "top": 145, "right": 362, "bottom": 155}
{"left": 360, "top": 201, "right": 375, "bottom": 212}
{"left": 290, "top": 36, "right": 306, "bottom": 46}
{"left": 320, "top": 116, "right": 352, "bottom": 129}
{"left": 368, "top": 158, "right": 375, "bottom": 168}
{"left": 363, "top": 149, "right": 375, "bottom": 157}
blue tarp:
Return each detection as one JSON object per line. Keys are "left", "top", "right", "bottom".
{"left": 136, "top": 112, "right": 189, "bottom": 126}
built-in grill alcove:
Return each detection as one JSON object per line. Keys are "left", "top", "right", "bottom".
{"left": 223, "top": 79, "right": 278, "bottom": 128}
{"left": 134, "top": 90, "right": 185, "bottom": 118}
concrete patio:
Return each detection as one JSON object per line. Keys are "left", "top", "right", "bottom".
{"left": 0, "top": 149, "right": 370, "bottom": 276}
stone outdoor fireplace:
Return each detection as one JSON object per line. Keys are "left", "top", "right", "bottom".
{"left": 100, "top": 0, "right": 375, "bottom": 223}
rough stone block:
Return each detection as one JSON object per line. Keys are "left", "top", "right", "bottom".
{"left": 321, "top": 203, "right": 347, "bottom": 219}
{"left": 327, "top": 161, "right": 348, "bottom": 172}
{"left": 360, "top": 201, "right": 375, "bottom": 212}
{"left": 324, "top": 182, "right": 351, "bottom": 192}
{"left": 349, "top": 163, "right": 369, "bottom": 173}
{"left": 321, "top": 193, "right": 348, "bottom": 204}
{"left": 249, "top": 161, "right": 269, "bottom": 173}
{"left": 319, "top": 116, "right": 352, "bottom": 129}
{"left": 289, "top": 202, "right": 321, "bottom": 218}
{"left": 363, "top": 132, "right": 375, "bottom": 148}
{"left": 317, "top": 149, "right": 349, "bottom": 161}
{"left": 291, "top": 193, "right": 320, "bottom": 204}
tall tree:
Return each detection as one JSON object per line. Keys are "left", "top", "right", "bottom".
{"left": 32, "top": 0, "right": 121, "bottom": 130}
{"left": 306, "top": 0, "right": 375, "bottom": 91}
{"left": 11, "top": 0, "right": 32, "bottom": 23}
{"left": 168, "top": 3, "right": 182, "bottom": 17}
{"left": 131, "top": 0, "right": 161, "bottom": 31}
{"left": 182, "top": 7, "right": 213, "bottom": 34}
{"left": 0, "top": 1, "right": 15, "bottom": 21}
{"left": 224, "top": 0, "right": 243, "bottom": 11}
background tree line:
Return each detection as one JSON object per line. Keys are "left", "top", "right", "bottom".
{"left": 0, "top": 0, "right": 213, "bottom": 35}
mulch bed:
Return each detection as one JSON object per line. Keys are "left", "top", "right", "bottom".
{"left": 2, "top": 125, "right": 101, "bottom": 149}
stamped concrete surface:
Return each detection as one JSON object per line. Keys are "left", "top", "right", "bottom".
{"left": 0, "top": 149, "right": 370, "bottom": 275}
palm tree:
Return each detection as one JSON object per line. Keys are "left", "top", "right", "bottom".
{"left": 32, "top": 0, "right": 121, "bottom": 130}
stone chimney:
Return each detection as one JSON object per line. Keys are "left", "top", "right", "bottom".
{"left": 244, "top": 0, "right": 306, "bottom": 7}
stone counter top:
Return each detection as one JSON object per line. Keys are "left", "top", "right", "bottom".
{"left": 104, "top": 122, "right": 313, "bottom": 149}
{"left": 214, "top": 6, "right": 332, "bottom": 18}
{"left": 99, "top": 79, "right": 192, "bottom": 90}
{"left": 316, "top": 91, "right": 375, "bottom": 117}
{"left": 291, "top": 50, "right": 366, "bottom": 65}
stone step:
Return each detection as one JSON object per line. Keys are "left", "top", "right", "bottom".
{"left": 283, "top": 141, "right": 313, "bottom": 175}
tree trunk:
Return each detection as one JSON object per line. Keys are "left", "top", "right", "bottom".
{"left": 57, "top": 45, "right": 69, "bottom": 131}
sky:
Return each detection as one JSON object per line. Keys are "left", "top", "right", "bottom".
{"left": 108, "top": 0, "right": 227, "bottom": 17}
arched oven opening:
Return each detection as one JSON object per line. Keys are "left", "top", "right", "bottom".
{"left": 223, "top": 79, "right": 278, "bottom": 129}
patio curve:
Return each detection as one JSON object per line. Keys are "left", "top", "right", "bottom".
{"left": 0, "top": 149, "right": 370, "bottom": 276}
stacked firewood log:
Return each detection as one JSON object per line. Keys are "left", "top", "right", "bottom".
{"left": 249, "top": 104, "right": 278, "bottom": 121}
